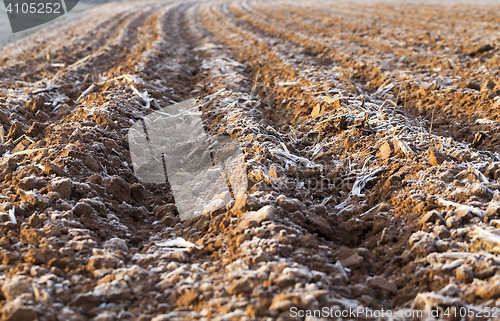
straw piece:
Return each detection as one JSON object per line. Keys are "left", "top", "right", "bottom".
{"left": 8, "top": 207, "right": 16, "bottom": 224}
{"left": 9, "top": 148, "right": 46, "bottom": 158}
{"left": 436, "top": 198, "right": 483, "bottom": 218}
{"left": 77, "top": 84, "right": 96, "bottom": 102}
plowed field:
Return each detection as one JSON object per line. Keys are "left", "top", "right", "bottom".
{"left": 0, "top": 1, "right": 500, "bottom": 320}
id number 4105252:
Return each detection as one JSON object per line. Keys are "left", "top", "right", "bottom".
{"left": 441, "top": 307, "right": 499, "bottom": 318}
{"left": 5, "top": 2, "right": 61, "bottom": 14}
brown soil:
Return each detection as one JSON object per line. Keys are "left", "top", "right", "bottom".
{"left": 0, "top": 1, "right": 499, "bottom": 320}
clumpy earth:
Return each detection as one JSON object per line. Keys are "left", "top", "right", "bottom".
{"left": 0, "top": 1, "right": 500, "bottom": 320}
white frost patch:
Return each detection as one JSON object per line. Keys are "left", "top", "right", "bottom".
{"left": 8, "top": 207, "right": 16, "bottom": 224}
{"left": 155, "top": 237, "right": 199, "bottom": 251}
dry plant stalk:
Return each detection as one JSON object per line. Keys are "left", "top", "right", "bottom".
{"left": 131, "top": 85, "right": 161, "bottom": 110}
{"left": 264, "top": 87, "right": 272, "bottom": 110}
{"left": 339, "top": 68, "right": 360, "bottom": 95}
{"left": 250, "top": 68, "right": 261, "bottom": 100}
{"left": 429, "top": 105, "right": 436, "bottom": 136}
{"left": 78, "top": 74, "right": 142, "bottom": 102}
{"left": 10, "top": 148, "right": 47, "bottom": 157}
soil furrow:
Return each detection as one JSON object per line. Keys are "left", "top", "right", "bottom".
{"left": 233, "top": 1, "right": 500, "bottom": 155}
{"left": 0, "top": 6, "right": 138, "bottom": 84}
